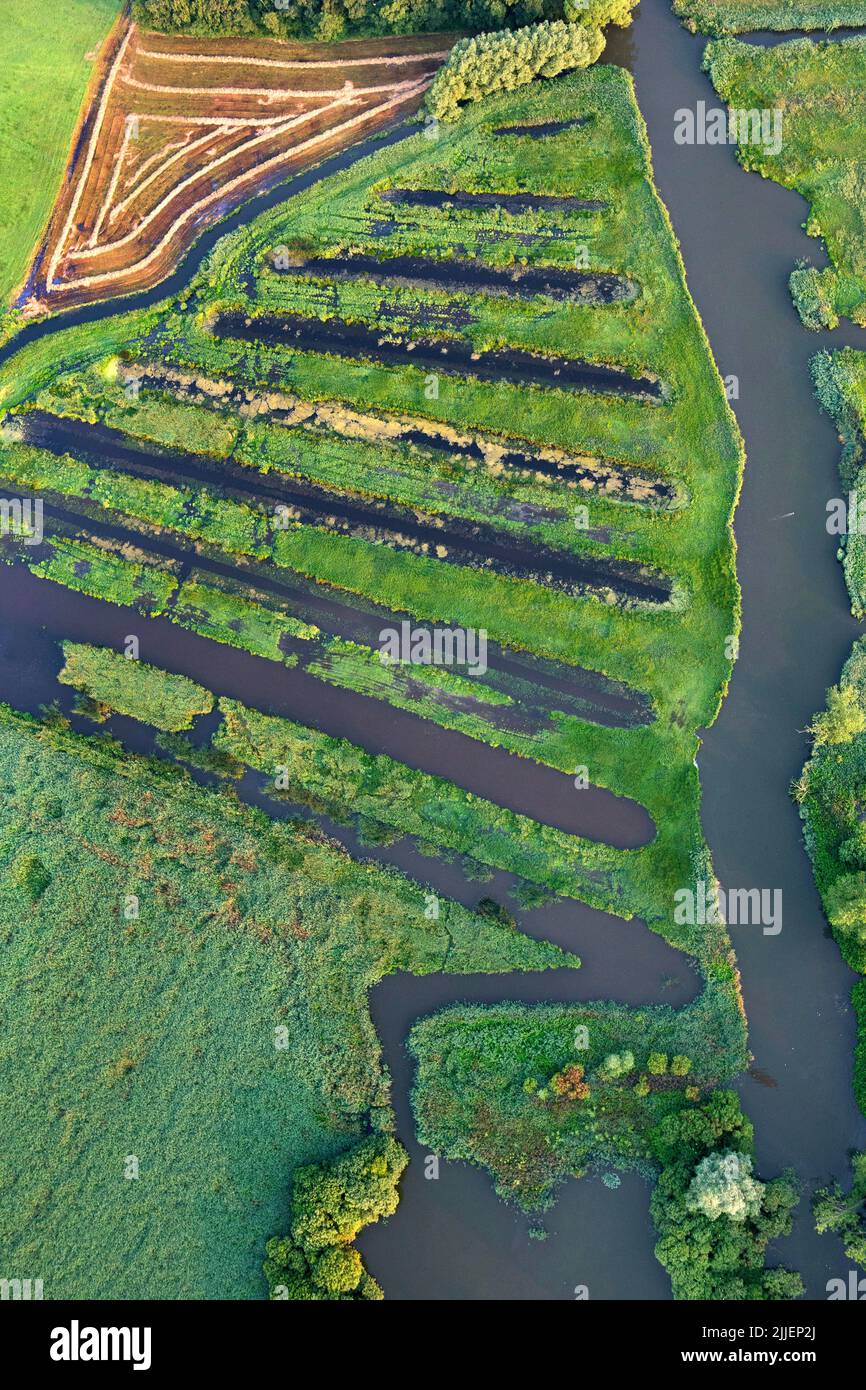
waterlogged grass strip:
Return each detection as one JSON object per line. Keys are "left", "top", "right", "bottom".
{"left": 215, "top": 697, "right": 645, "bottom": 904}
{"left": 58, "top": 640, "right": 214, "bottom": 730}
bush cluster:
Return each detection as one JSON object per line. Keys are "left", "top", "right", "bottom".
{"left": 263, "top": 1136, "right": 408, "bottom": 1300}
{"left": 650, "top": 1091, "right": 803, "bottom": 1299}
{"left": 425, "top": 20, "right": 605, "bottom": 121}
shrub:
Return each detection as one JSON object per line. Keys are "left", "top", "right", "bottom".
{"left": 813, "top": 1151, "right": 866, "bottom": 1271}
{"left": 840, "top": 824, "right": 866, "bottom": 868}
{"left": 11, "top": 853, "right": 51, "bottom": 902}
{"left": 291, "top": 1135, "right": 407, "bottom": 1251}
{"left": 425, "top": 21, "right": 606, "bottom": 123}
{"left": 824, "top": 873, "right": 866, "bottom": 948}
{"left": 264, "top": 1136, "right": 406, "bottom": 1300}
{"left": 790, "top": 264, "right": 839, "bottom": 332}
{"left": 564, "top": 0, "right": 638, "bottom": 23}
{"left": 600, "top": 1050, "right": 635, "bottom": 1079}
{"left": 58, "top": 643, "right": 213, "bottom": 733}
{"left": 686, "top": 1150, "right": 765, "bottom": 1223}
{"left": 549, "top": 1062, "right": 590, "bottom": 1100}
{"left": 314, "top": 1246, "right": 363, "bottom": 1295}
{"left": 650, "top": 1094, "right": 802, "bottom": 1299}
{"left": 808, "top": 682, "right": 866, "bottom": 747}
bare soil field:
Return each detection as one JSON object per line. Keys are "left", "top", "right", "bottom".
{"left": 21, "top": 21, "right": 453, "bottom": 313}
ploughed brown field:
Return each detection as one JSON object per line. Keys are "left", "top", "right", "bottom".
{"left": 23, "top": 19, "right": 454, "bottom": 313}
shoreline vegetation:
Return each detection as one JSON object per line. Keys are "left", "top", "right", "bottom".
{"left": 673, "top": 0, "right": 866, "bottom": 34}
{"left": 797, "top": 641, "right": 866, "bottom": 1121}
{"left": 812, "top": 347, "right": 866, "bottom": 618}
{"left": 704, "top": 34, "right": 866, "bottom": 331}
{"left": 0, "top": 702, "right": 570, "bottom": 1297}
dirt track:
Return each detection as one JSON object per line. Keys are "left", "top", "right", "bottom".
{"left": 22, "top": 23, "right": 455, "bottom": 313}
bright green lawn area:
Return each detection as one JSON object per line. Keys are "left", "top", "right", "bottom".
{"left": 0, "top": 0, "right": 120, "bottom": 309}
{"left": 0, "top": 707, "right": 567, "bottom": 1298}
{"left": 704, "top": 36, "right": 866, "bottom": 329}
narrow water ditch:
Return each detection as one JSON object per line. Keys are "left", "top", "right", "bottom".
{"left": 14, "top": 410, "right": 673, "bottom": 604}
{"left": 212, "top": 308, "right": 665, "bottom": 400}
{"left": 0, "top": 561, "right": 654, "bottom": 847}
{"left": 2, "top": 493, "right": 654, "bottom": 729}
{"left": 271, "top": 251, "right": 636, "bottom": 304}
{"left": 379, "top": 187, "right": 605, "bottom": 213}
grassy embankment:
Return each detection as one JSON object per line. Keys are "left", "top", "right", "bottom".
{"left": 0, "top": 0, "right": 120, "bottom": 317}
{"left": 0, "top": 704, "right": 567, "bottom": 1297}
{"left": 674, "top": 0, "right": 866, "bottom": 35}
{"left": 812, "top": 347, "right": 866, "bottom": 617}
{"left": 797, "top": 643, "right": 866, "bottom": 1117}
{"left": 704, "top": 35, "right": 866, "bottom": 329}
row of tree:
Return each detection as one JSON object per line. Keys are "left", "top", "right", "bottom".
{"left": 133, "top": 0, "right": 638, "bottom": 43}
{"left": 425, "top": 19, "right": 605, "bottom": 121}
{"left": 134, "top": 0, "right": 567, "bottom": 42}
{"left": 650, "top": 1091, "right": 803, "bottom": 1299}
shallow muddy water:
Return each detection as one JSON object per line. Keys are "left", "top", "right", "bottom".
{"left": 379, "top": 187, "right": 605, "bottom": 213}
{"left": 274, "top": 251, "right": 635, "bottom": 304}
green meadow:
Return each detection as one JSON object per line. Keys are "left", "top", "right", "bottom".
{"left": 0, "top": 707, "right": 566, "bottom": 1297}
{"left": 0, "top": 0, "right": 120, "bottom": 311}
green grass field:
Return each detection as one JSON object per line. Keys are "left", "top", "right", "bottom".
{"left": 0, "top": 61, "right": 755, "bottom": 1288}
{"left": 674, "top": 0, "right": 866, "bottom": 35}
{"left": 0, "top": 0, "right": 119, "bottom": 310}
{"left": 0, "top": 706, "right": 567, "bottom": 1297}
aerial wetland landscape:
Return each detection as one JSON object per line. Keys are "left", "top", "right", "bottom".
{"left": 3, "top": 0, "right": 866, "bottom": 1339}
